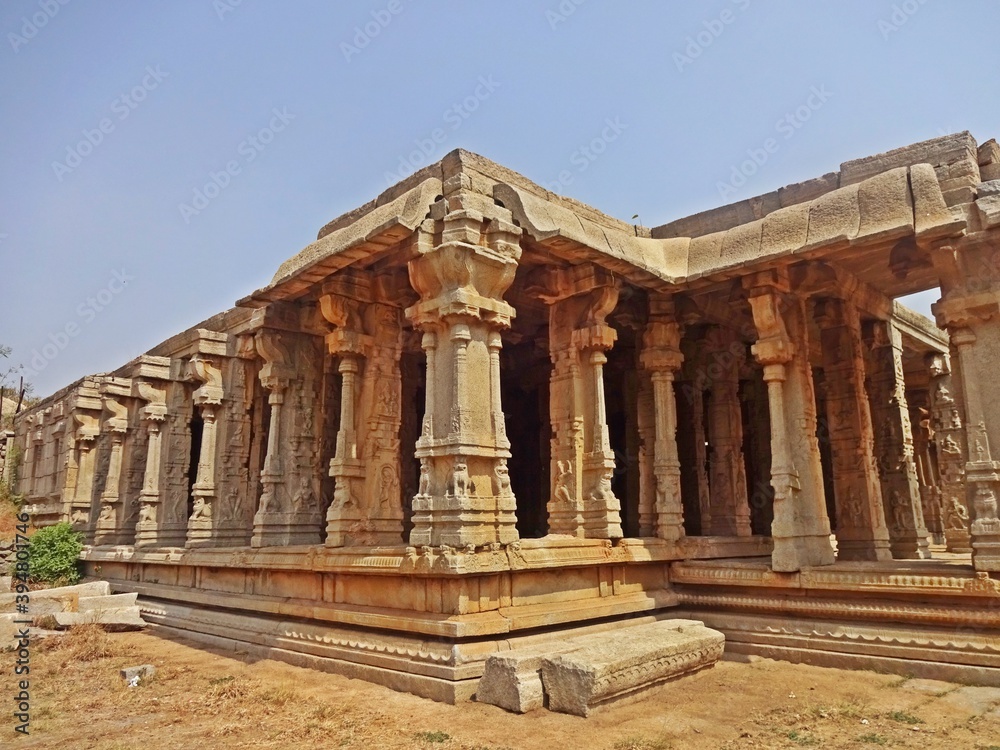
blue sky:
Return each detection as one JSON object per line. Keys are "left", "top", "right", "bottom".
{"left": 2, "top": 0, "right": 997, "bottom": 397}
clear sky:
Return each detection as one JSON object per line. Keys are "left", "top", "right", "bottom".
{"left": 2, "top": 0, "right": 998, "bottom": 397}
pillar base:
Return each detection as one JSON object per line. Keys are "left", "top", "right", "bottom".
{"left": 771, "top": 534, "right": 835, "bottom": 572}
{"left": 889, "top": 539, "right": 932, "bottom": 560}
{"left": 836, "top": 537, "right": 893, "bottom": 562}
{"left": 251, "top": 511, "right": 323, "bottom": 547}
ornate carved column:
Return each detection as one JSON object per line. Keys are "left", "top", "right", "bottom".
{"left": 814, "top": 298, "right": 892, "bottom": 561}
{"left": 745, "top": 270, "right": 835, "bottom": 571}
{"left": 322, "top": 270, "right": 407, "bottom": 547}
{"left": 543, "top": 265, "right": 623, "bottom": 539}
{"left": 932, "top": 278, "right": 1000, "bottom": 570}
{"left": 406, "top": 205, "right": 521, "bottom": 547}
{"left": 250, "top": 330, "right": 323, "bottom": 547}
{"left": 702, "top": 326, "right": 751, "bottom": 537}
{"left": 639, "top": 297, "right": 685, "bottom": 541}
{"left": 132, "top": 357, "right": 171, "bottom": 548}
{"left": 927, "top": 352, "right": 972, "bottom": 552}
{"left": 185, "top": 354, "right": 223, "bottom": 546}
{"left": 68, "top": 406, "right": 101, "bottom": 533}
{"left": 92, "top": 381, "right": 131, "bottom": 546}
{"left": 863, "top": 319, "right": 931, "bottom": 559}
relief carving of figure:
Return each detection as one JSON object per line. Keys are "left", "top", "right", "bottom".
{"left": 377, "top": 465, "right": 398, "bottom": 509}
{"left": 554, "top": 460, "right": 574, "bottom": 505}
{"left": 191, "top": 496, "right": 211, "bottom": 520}
{"left": 493, "top": 460, "right": 512, "bottom": 498}
{"left": 452, "top": 461, "right": 472, "bottom": 497}
{"left": 98, "top": 504, "right": 115, "bottom": 524}
{"left": 842, "top": 486, "right": 863, "bottom": 528}
{"left": 138, "top": 503, "right": 155, "bottom": 525}
{"left": 332, "top": 479, "right": 356, "bottom": 510}
{"left": 292, "top": 475, "right": 317, "bottom": 513}
{"left": 71, "top": 509, "right": 88, "bottom": 526}
{"left": 945, "top": 495, "right": 969, "bottom": 531}
{"left": 417, "top": 461, "right": 431, "bottom": 497}
{"left": 890, "top": 489, "right": 910, "bottom": 533}
{"left": 589, "top": 469, "right": 614, "bottom": 503}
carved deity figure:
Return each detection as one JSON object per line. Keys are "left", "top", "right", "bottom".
{"left": 554, "top": 460, "right": 574, "bottom": 505}
{"left": 292, "top": 475, "right": 316, "bottom": 513}
{"left": 378, "top": 466, "right": 398, "bottom": 509}
{"left": 945, "top": 496, "right": 969, "bottom": 531}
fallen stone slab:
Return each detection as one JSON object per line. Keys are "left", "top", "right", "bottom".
{"left": 938, "top": 685, "right": 1000, "bottom": 715}
{"left": 478, "top": 627, "right": 637, "bottom": 713}
{"left": 540, "top": 619, "right": 724, "bottom": 717}
{"left": 53, "top": 607, "right": 146, "bottom": 630}
{"left": 120, "top": 664, "right": 156, "bottom": 682}
{"left": 0, "top": 580, "right": 111, "bottom": 614}
{"left": 477, "top": 649, "right": 548, "bottom": 713}
{"left": 899, "top": 678, "right": 956, "bottom": 696}
{"left": 79, "top": 592, "right": 139, "bottom": 612}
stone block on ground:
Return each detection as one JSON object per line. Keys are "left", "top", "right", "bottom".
{"left": 899, "top": 678, "right": 955, "bottom": 695}
{"left": 540, "top": 619, "right": 724, "bottom": 717}
{"left": 477, "top": 649, "right": 548, "bottom": 713}
{"left": 53, "top": 606, "right": 146, "bottom": 630}
{"left": 120, "top": 664, "right": 156, "bottom": 682}
{"left": 0, "top": 580, "right": 110, "bottom": 614}
{"left": 79, "top": 592, "right": 139, "bottom": 612}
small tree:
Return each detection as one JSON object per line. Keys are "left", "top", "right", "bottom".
{"left": 28, "top": 522, "right": 83, "bottom": 585}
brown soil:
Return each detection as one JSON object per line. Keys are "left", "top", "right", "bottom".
{"left": 3, "top": 627, "right": 999, "bottom": 749}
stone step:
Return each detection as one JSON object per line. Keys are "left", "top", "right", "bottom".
{"left": 478, "top": 619, "right": 724, "bottom": 716}
{"left": 79, "top": 593, "right": 138, "bottom": 612}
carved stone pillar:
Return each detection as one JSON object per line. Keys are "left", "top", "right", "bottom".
{"left": 321, "top": 271, "right": 407, "bottom": 547}
{"left": 544, "top": 265, "right": 623, "bottom": 540}
{"left": 92, "top": 382, "right": 131, "bottom": 546}
{"left": 185, "top": 355, "right": 223, "bottom": 546}
{"left": 814, "top": 298, "right": 892, "bottom": 561}
{"left": 909, "top": 391, "right": 943, "bottom": 544}
{"left": 702, "top": 326, "right": 751, "bottom": 537}
{"left": 639, "top": 297, "right": 685, "bottom": 541}
{"left": 406, "top": 210, "right": 521, "bottom": 547}
{"left": 863, "top": 320, "right": 931, "bottom": 559}
{"left": 745, "top": 271, "right": 835, "bottom": 572}
{"left": 250, "top": 330, "right": 324, "bottom": 547}
{"left": 68, "top": 414, "right": 100, "bottom": 532}
{"left": 932, "top": 283, "right": 1000, "bottom": 571}
{"left": 133, "top": 362, "right": 171, "bottom": 547}
{"left": 927, "top": 352, "right": 972, "bottom": 552}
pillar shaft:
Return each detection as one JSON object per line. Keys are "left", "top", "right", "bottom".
{"left": 863, "top": 320, "right": 931, "bottom": 559}
{"left": 815, "top": 298, "right": 892, "bottom": 561}
{"left": 746, "top": 273, "right": 835, "bottom": 571}
{"left": 406, "top": 212, "right": 521, "bottom": 547}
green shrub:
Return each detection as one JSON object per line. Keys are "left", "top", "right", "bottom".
{"left": 28, "top": 522, "right": 83, "bottom": 585}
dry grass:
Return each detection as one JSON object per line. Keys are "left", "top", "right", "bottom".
{"left": 3, "top": 631, "right": 999, "bottom": 750}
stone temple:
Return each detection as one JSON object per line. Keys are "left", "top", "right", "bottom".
{"left": 9, "top": 132, "right": 1000, "bottom": 709}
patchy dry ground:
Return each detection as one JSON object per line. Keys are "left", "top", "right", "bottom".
{"left": 2, "top": 627, "right": 999, "bottom": 749}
